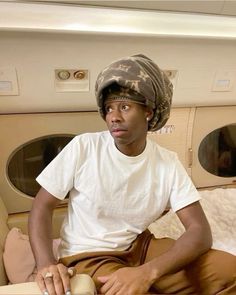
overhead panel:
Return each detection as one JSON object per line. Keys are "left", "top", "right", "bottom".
{"left": 0, "top": 67, "right": 19, "bottom": 96}
{"left": 55, "top": 69, "right": 89, "bottom": 92}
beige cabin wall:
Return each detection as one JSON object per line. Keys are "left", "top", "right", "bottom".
{"left": 0, "top": 32, "right": 236, "bottom": 113}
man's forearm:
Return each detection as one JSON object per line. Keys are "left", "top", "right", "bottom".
{"left": 142, "top": 224, "right": 212, "bottom": 284}
{"left": 28, "top": 205, "right": 57, "bottom": 269}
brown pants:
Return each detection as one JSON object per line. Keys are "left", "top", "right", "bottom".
{"left": 60, "top": 230, "right": 236, "bottom": 294}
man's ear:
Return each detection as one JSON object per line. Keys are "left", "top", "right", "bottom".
{"left": 145, "top": 108, "right": 154, "bottom": 121}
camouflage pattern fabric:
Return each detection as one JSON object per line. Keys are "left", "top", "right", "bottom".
{"left": 95, "top": 54, "right": 173, "bottom": 131}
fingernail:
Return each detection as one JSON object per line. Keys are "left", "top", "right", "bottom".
{"left": 65, "top": 290, "right": 71, "bottom": 295}
{"left": 43, "top": 292, "right": 49, "bottom": 295}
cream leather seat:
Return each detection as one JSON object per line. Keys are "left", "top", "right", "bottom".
{"left": 0, "top": 195, "right": 96, "bottom": 294}
{"left": 0, "top": 195, "right": 9, "bottom": 286}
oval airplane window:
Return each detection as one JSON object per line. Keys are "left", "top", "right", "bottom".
{"left": 198, "top": 124, "right": 236, "bottom": 177}
{"left": 7, "top": 134, "right": 74, "bottom": 197}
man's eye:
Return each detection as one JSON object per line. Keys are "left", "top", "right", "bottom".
{"left": 105, "top": 106, "right": 112, "bottom": 113}
{"left": 121, "top": 104, "right": 130, "bottom": 111}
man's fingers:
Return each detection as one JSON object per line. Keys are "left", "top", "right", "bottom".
{"left": 97, "top": 275, "right": 109, "bottom": 283}
{"left": 36, "top": 273, "right": 48, "bottom": 295}
{"left": 99, "top": 275, "right": 115, "bottom": 294}
{"left": 37, "top": 265, "right": 66, "bottom": 295}
{"left": 44, "top": 274, "right": 57, "bottom": 295}
{"left": 36, "top": 264, "right": 75, "bottom": 295}
{"left": 67, "top": 267, "right": 76, "bottom": 278}
{"left": 52, "top": 271, "right": 65, "bottom": 295}
{"left": 57, "top": 263, "right": 75, "bottom": 294}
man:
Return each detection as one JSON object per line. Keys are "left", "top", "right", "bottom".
{"left": 29, "top": 54, "right": 236, "bottom": 295}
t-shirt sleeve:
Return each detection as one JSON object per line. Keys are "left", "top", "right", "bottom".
{"left": 169, "top": 154, "right": 201, "bottom": 212}
{"left": 36, "top": 136, "right": 79, "bottom": 200}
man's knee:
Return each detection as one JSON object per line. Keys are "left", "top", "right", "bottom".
{"left": 150, "top": 249, "right": 236, "bottom": 294}
{"left": 190, "top": 249, "right": 236, "bottom": 294}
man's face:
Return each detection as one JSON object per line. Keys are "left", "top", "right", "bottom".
{"left": 104, "top": 99, "right": 149, "bottom": 148}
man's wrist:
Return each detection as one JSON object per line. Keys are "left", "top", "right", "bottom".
{"left": 140, "top": 262, "right": 160, "bottom": 284}
{"left": 36, "top": 259, "right": 58, "bottom": 270}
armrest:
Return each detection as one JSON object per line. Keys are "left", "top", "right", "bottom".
{"left": 0, "top": 274, "right": 96, "bottom": 295}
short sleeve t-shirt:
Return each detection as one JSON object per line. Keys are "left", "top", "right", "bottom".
{"left": 36, "top": 131, "right": 200, "bottom": 258}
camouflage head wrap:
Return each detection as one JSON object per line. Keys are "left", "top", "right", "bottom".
{"left": 95, "top": 54, "right": 173, "bottom": 131}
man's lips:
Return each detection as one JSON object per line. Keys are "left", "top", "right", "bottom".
{"left": 111, "top": 127, "right": 127, "bottom": 135}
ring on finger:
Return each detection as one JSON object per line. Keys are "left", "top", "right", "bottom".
{"left": 44, "top": 271, "right": 53, "bottom": 279}
{"left": 67, "top": 268, "right": 74, "bottom": 277}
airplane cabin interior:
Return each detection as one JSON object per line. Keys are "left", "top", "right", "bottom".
{"left": 0, "top": 1, "right": 235, "bottom": 294}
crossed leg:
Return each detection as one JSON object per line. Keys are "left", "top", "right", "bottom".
{"left": 144, "top": 236, "right": 236, "bottom": 294}
{"left": 62, "top": 231, "right": 236, "bottom": 294}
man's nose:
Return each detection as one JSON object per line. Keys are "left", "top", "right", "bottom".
{"left": 111, "top": 109, "right": 122, "bottom": 122}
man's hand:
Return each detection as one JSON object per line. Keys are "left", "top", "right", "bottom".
{"left": 97, "top": 266, "right": 152, "bottom": 295}
{"left": 36, "top": 263, "right": 76, "bottom": 295}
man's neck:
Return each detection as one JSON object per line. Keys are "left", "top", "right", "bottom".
{"left": 115, "top": 141, "right": 147, "bottom": 157}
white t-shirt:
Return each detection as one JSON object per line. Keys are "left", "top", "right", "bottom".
{"left": 36, "top": 131, "right": 200, "bottom": 258}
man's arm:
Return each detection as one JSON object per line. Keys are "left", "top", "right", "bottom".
{"left": 29, "top": 187, "right": 60, "bottom": 268}
{"left": 145, "top": 201, "right": 212, "bottom": 280}
{"left": 99, "top": 201, "right": 212, "bottom": 294}
{"left": 28, "top": 187, "right": 74, "bottom": 295}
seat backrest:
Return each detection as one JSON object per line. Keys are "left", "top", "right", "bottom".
{"left": 0, "top": 195, "right": 67, "bottom": 286}
{"left": 7, "top": 206, "right": 68, "bottom": 238}
{"left": 0, "top": 196, "right": 9, "bottom": 285}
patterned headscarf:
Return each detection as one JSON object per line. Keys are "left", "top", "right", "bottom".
{"left": 95, "top": 54, "right": 173, "bottom": 131}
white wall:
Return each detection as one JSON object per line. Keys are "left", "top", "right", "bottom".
{"left": 1, "top": 31, "right": 236, "bottom": 113}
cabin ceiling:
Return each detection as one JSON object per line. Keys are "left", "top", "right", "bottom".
{"left": 3, "top": 0, "right": 236, "bottom": 39}
{"left": 24, "top": 0, "right": 236, "bottom": 17}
